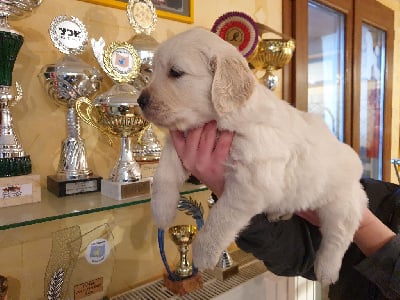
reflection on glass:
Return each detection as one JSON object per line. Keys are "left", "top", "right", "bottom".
{"left": 308, "top": 1, "right": 345, "bottom": 141}
{"left": 359, "top": 24, "right": 386, "bottom": 179}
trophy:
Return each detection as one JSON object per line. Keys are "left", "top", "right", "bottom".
{"left": 126, "top": 0, "right": 161, "bottom": 166}
{"left": 211, "top": 12, "right": 295, "bottom": 90}
{"left": 0, "top": 0, "right": 43, "bottom": 177}
{"left": 158, "top": 197, "right": 204, "bottom": 296}
{"left": 39, "top": 15, "right": 103, "bottom": 197}
{"left": 207, "top": 194, "right": 239, "bottom": 280}
{"left": 0, "top": 0, "right": 42, "bottom": 208}
{"left": 247, "top": 23, "right": 295, "bottom": 90}
{"left": 76, "top": 41, "right": 151, "bottom": 200}
{"left": 169, "top": 225, "right": 197, "bottom": 278}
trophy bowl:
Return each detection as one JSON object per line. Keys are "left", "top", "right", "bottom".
{"left": 76, "top": 82, "right": 149, "bottom": 182}
{"left": 247, "top": 38, "right": 295, "bottom": 71}
{"left": 40, "top": 55, "right": 102, "bottom": 107}
{"left": 168, "top": 225, "right": 197, "bottom": 278}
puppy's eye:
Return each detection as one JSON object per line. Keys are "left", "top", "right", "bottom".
{"left": 169, "top": 67, "right": 184, "bottom": 78}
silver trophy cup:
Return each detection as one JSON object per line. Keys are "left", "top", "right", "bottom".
{"left": 39, "top": 15, "right": 103, "bottom": 196}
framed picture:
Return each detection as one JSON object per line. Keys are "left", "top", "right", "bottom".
{"left": 79, "top": 0, "right": 194, "bottom": 23}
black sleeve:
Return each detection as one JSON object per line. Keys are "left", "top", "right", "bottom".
{"left": 235, "top": 213, "right": 321, "bottom": 280}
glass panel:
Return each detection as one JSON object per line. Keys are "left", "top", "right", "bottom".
{"left": 308, "top": 1, "right": 345, "bottom": 141}
{"left": 359, "top": 23, "right": 386, "bottom": 179}
{"left": 0, "top": 183, "right": 208, "bottom": 230}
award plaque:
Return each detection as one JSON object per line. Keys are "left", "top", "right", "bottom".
{"left": 76, "top": 41, "right": 151, "bottom": 200}
{"left": 40, "top": 15, "right": 103, "bottom": 197}
{"left": 44, "top": 224, "right": 115, "bottom": 300}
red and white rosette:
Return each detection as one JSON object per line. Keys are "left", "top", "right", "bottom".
{"left": 211, "top": 11, "right": 259, "bottom": 58}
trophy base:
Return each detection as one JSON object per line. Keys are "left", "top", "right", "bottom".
{"left": 212, "top": 262, "right": 239, "bottom": 281}
{"left": 0, "top": 174, "right": 41, "bottom": 208}
{"left": 138, "top": 161, "right": 158, "bottom": 178}
{"left": 0, "top": 155, "right": 32, "bottom": 177}
{"left": 47, "top": 175, "right": 102, "bottom": 197}
{"left": 163, "top": 273, "right": 203, "bottom": 296}
{"left": 101, "top": 178, "right": 151, "bottom": 200}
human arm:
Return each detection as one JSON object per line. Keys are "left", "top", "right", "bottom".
{"left": 297, "top": 208, "right": 396, "bottom": 257}
{"left": 298, "top": 203, "right": 400, "bottom": 299}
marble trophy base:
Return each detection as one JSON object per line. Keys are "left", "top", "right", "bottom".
{"left": 138, "top": 161, "right": 158, "bottom": 178}
{"left": 47, "top": 174, "right": 102, "bottom": 197}
{"left": 163, "top": 273, "right": 203, "bottom": 296}
{"left": 101, "top": 178, "right": 151, "bottom": 200}
{"left": 0, "top": 174, "right": 41, "bottom": 208}
{"left": 212, "top": 262, "right": 239, "bottom": 281}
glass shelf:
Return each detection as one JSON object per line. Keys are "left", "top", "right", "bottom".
{"left": 0, "top": 183, "right": 208, "bottom": 231}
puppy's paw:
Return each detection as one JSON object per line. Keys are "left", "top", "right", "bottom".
{"left": 314, "top": 252, "right": 340, "bottom": 286}
{"left": 192, "top": 231, "right": 220, "bottom": 271}
{"left": 266, "top": 212, "right": 293, "bottom": 222}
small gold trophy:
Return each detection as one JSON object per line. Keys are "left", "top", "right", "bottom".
{"left": 164, "top": 225, "right": 203, "bottom": 296}
{"left": 169, "top": 225, "right": 197, "bottom": 278}
{"left": 158, "top": 197, "right": 204, "bottom": 296}
{"left": 76, "top": 41, "right": 151, "bottom": 200}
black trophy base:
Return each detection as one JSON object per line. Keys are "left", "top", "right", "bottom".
{"left": 47, "top": 174, "right": 102, "bottom": 197}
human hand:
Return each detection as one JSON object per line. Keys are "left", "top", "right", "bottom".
{"left": 170, "top": 121, "right": 234, "bottom": 197}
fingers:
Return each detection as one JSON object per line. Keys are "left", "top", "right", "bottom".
{"left": 170, "top": 130, "right": 185, "bottom": 156}
{"left": 214, "top": 130, "right": 234, "bottom": 159}
{"left": 199, "top": 121, "right": 218, "bottom": 155}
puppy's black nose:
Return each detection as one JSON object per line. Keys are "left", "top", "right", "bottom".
{"left": 137, "top": 91, "right": 150, "bottom": 109}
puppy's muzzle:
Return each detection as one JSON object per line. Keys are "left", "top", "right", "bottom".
{"left": 137, "top": 90, "right": 150, "bottom": 109}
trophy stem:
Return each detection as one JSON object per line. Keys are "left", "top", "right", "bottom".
{"left": 176, "top": 243, "right": 192, "bottom": 278}
{"left": 110, "top": 135, "right": 141, "bottom": 182}
{"left": 56, "top": 106, "right": 91, "bottom": 179}
{"left": 0, "top": 87, "right": 24, "bottom": 157}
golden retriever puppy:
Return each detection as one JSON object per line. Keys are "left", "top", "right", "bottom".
{"left": 138, "top": 27, "right": 368, "bottom": 285}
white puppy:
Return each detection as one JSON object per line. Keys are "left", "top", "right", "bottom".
{"left": 138, "top": 27, "right": 368, "bottom": 285}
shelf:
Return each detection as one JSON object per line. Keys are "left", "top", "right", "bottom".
{"left": 0, "top": 183, "right": 208, "bottom": 231}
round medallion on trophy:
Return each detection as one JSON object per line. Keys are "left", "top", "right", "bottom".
{"left": 211, "top": 11, "right": 259, "bottom": 58}
{"left": 127, "top": 0, "right": 157, "bottom": 36}
{"left": 49, "top": 15, "right": 88, "bottom": 55}
{"left": 103, "top": 42, "right": 141, "bottom": 83}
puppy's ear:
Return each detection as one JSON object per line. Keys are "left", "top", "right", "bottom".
{"left": 210, "top": 55, "right": 255, "bottom": 115}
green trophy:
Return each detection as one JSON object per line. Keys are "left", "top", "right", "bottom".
{"left": 0, "top": 0, "right": 42, "bottom": 177}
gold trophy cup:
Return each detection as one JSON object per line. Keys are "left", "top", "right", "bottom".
{"left": 169, "top": 225, "right": 197, "bottom": 278}
{"left": 247, "top": 38, "right": 295, "bottom": 90}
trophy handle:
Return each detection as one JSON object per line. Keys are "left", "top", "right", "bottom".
{"left": 75, "top": 96, "right": 113, "bottom": 145}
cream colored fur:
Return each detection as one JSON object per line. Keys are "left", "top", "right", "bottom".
{"left": 139, "top": 28, "right": 368, "bottom": 285}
